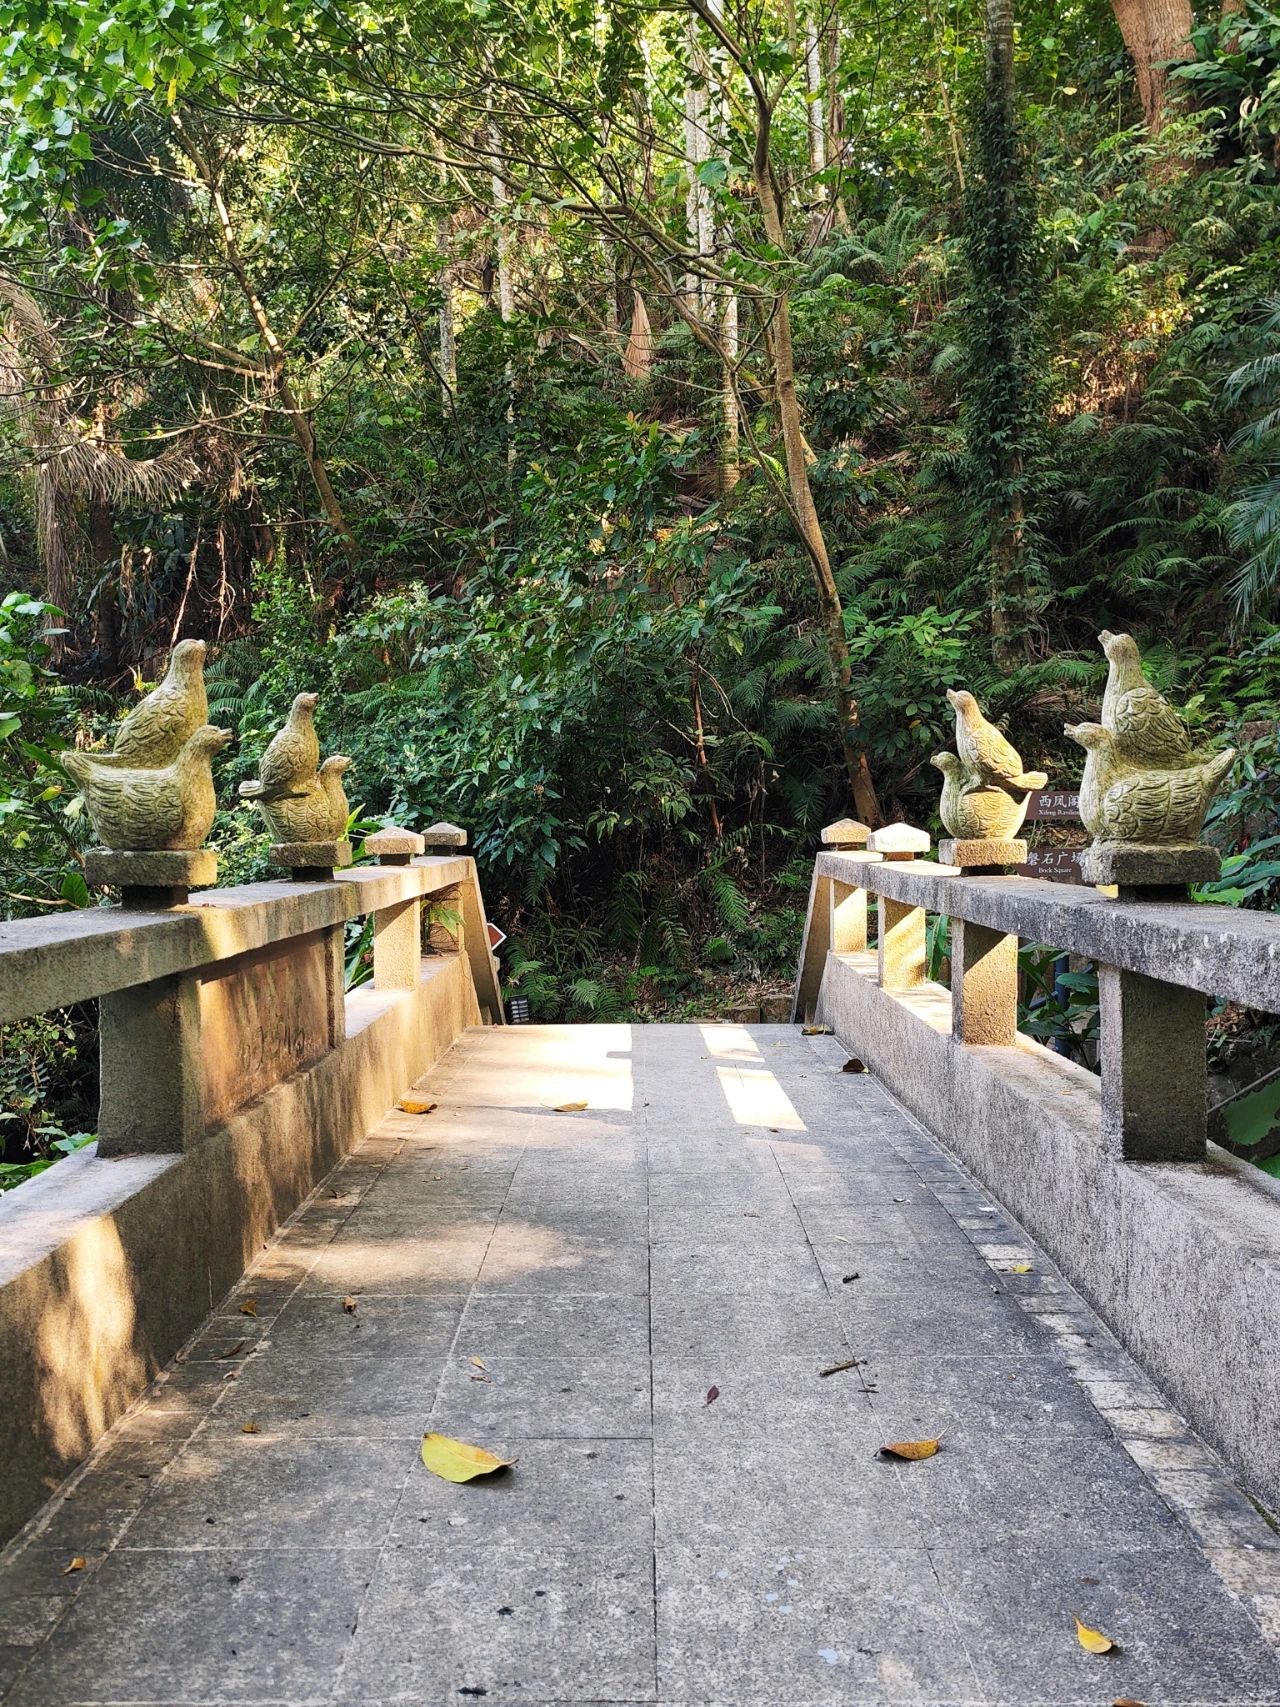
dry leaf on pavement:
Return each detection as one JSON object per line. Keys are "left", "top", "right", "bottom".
{"left": 241, "top": 1421, "right": 259, "bottom": 1434}
{"left": 1075, "top": 1617, "right": 1116, "bottom": 1654}
{"left": 342, "top": 1296, "right": 358, "bottom": 1314}
{"left": 61, "top": 1557, "right": 86, "bottom": 1575}
{"left": 420, "top": 1432, "right": 516, "bottom": 1483}
{"left": 397, "top": 1098, "right": 437, "bottom": 1115}
{"left": 878, "top": 1437, "right": 941, "bottom": 1461}
{"left": 554, "top": 1100, "right": 588, "bottom": 1112}
{"left": 705, "top": 1385, "right": 720, "bottom": 1406}
{"left": 239, "top": 1298, "right": 258, "bottom": 1316}
{"left": 842, "top": 1058, "right": 867, "bottom": 1074}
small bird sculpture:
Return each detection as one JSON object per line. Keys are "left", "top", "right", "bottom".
{"left": 947, "top": 689, "right": 1047, "bottom": 795}
{"left": 1098, "top": 631, "right": 1193, "bottom": 767}
{"left": 238, "top": 692, "right": 320, "bottom": 807}
{"left": 63, "top": 725, "right": 232, "bottom": 851}
{"left": 108, "top": 639, "right": 209, "bottom": 768}
{"left": 259, "top": 754, "right": 353, "bottom": 843}
{"left": 932, "top": 752, "right": 1031, "bottom": 842}
{"left": 1066, "top": 722, "right": 1234, "bottom": 846}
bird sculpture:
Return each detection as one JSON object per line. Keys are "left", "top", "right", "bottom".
{"left": 257, "top": 754, "right": 353, "bottom": 844}
{"left": 104, "top": 639, "right": 209, "bottom": 768}
{"left": 63, "top": 725, "right": 232, "bottom": 851}
{"left": 932, "top": 752, "right": 1031, "bottom": 842}
{"left": 1066, "top": 722, "right": 1234, "bottom": 847}
{"left": 238, "top": 692, "right": 320, "bottom": 809}
{"left": 1098, "top": 631, "right": 1193, "bottom": 768}
{"left": 947, "top": 690, "right": 1048, "bottom": 796}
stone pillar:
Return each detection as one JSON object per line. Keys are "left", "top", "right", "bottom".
{"left": 1098, "top": 966, "right": 1206, "bottom": 1161}
{"left": 867, "top": 824, "right": 930, "bottom": 992}
{"left": 422, "top": 821, "right": 468, "bottom": 857}
{"left": 425, "top": 884, "right": 465, "bottom": 955}
{"left": 951, "top": 918, "right": 1018, "bottom": 1045}
{"left": 366, "top": 829, "right": 426, "bottom": 992}
{"left": 98, "top": 974, "right": 202, "bottom": 1156}
{"left": 831, "top": 881, "right": 867, "bottom": 954}
{"left": 878, "top": 897, "right": 926, "bottom": 991}
{"left": 324, "top": 925, "right": 346, "bottom": 1046}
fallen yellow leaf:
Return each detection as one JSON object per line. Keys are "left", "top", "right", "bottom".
{"left": 554, "top": 1100, "right": 588, "bottom": 1112}
{"left": 1075, "top": 1616, "right": 1115, "bottom": 1654}
{"left": 801, "top": 1025, "right": 831, "bottom": 1036}
{"left": 878, "top": 1437, "right": 941, "bottom": 1460}
{"left": 61, "top": 1556, "right": 86, "bottom": 1575}
{"left": 241, "top": 1421, "right": 259, "bottom": 1434}
{"left": 239, "top": 1298, "right": 258, "bottom": 1316}
{"left": 397, "top": 1098, "right": 437, "bottom": 1115}
{"left": 420, "top": 1432, "right": 516, "bottom": 1483}
{"left": 1113, "top": 1699, "right": 1146, "bottom": 1706}
{"left": 1010, "top": 1263, "right": 1033, "bottom": 1274}
{"left": 342, "top": 1296, "right": 358, "bottom": 1314}
{"left": 469, "top": 1356, "right": 488, "bottom": 1371}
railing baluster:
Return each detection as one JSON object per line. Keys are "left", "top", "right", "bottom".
{"left": 951, "top": 918, "right": 1019, "bottom": 1046}
{"left": 1098, "top": 966, "right": 1207, "bottom": 1162}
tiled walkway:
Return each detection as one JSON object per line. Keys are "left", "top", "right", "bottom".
{"left": 3, "top": 1024, "right": 1280, "bottom": 1705}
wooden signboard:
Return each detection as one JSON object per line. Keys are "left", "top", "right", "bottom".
{"left": 1025, "top": 788, "right": 1081, "bottom": 823}
{"left": 1018, "top": 785, "right": 1086, "bottom": 884}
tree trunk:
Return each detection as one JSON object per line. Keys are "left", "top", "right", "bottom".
{"left": 755, "top": 161, "right": 879, "bottom": 823}
{"left": 1110, "top": 0, "right": 1194, "bottom": 134}
{"left": 178, "top": 126, "right": 356, "bottom": 554}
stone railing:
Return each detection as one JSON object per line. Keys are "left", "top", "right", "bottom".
{"left": 794, "top": 830, "right": 1280, "bottom": 1515}
{"left": 0, "top": 840, "right": 502, "bottom": 1543}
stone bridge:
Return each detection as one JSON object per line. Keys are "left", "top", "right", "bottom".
{"left": 3, "top": 835, "right": 1280, "bottom": 1704}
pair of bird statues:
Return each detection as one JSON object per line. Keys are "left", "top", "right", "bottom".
{"left": 932, "top": 632, "right": 1233, "bottom": 857}
{"left": 64, "top": 642, "right": 351, "bottom": 856}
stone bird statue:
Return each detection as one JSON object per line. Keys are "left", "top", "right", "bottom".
{"left": 238, "top": 692, "right": 320, "bottom": 806}
{"left": 932, "top": 752, "right": 1031, "bottom": 842}
{"left": 1066, "top": 722, "right": 1235, "bottom": 846}
{"left": 107, "top": 639, "right": 209, "bottom": 768}
{"left": 259, "top": 754, "right": 353, "bottom": 843}
{"left": 1098, "top": 631, "right": 1193, "bottom": 767}
{"left": 947, "top": 690, "right": 1048, "bottom": 795}
{"left": 63, "top": 725, "right": 232, "bottom": 850}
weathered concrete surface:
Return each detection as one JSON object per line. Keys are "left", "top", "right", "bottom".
{"left": 815, "top": 848, "right": 1280, "bottom": 1011}
{"left": 3, "top": 1024, "right": 1278, "bottom": 1705}
{"left": 0, "top": 953, "right": 480, "bottom": 1547}
{"left": 818, "top": 949, "right": 1280, "bottom": 1521}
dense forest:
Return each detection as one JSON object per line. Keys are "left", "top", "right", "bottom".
{"left": 3, "top": 0, "right": 1280, "bottom": 1175}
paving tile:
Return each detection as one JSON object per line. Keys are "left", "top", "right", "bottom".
{"left": 261, "top": 1290, "right": 468, "bottom": 1357}
{"left": 656, "top": 1540, "right": 981, "bottom": 1704}
{"left": 863, "top": 1352, "right": 1110, "bottom": 1440}
{"left": 459, "top": 1291, "right": 651, "bottom": 1359}
{"left": 654, "top": 1433, "right": 925, "bottom": 1552}
{"left": 4, "top": 1546, "right": 377, "bottom": 1704}
{"left": 204, "top": 1345, "right": 441, "bottom": 1437}
{"left": 900, "top": 1436, "right": 1186, "bottom": 1549}
{"left": 337, "top": 1543, "right": 655, "bottom": 1703}
{"left": 298, "top": 1225, "right": 490, "bottom": 1295}
{"left": 652, "top": 1356, "right": 875, "bottom": 1437}
{"left": 119, "top": 1435, "right": 412, "bottom": 1550}
{"left": 934, "top": 1539, "right": 1280, "bottom": 1702}
{"left": 390, "top": 1439, "right": 651, "bottom": 1550}
{"left": 650, "top": 1240, "right": 826, "bottom": 1299}
{"left": 650, "top": 1287, "right": 846, "bottom": 1360}
{"left": 430, "top": 1354, "right": 652, "bottom": 1438}
{"left": 476, "top": 1222, "right": 650, "bottom": 1294}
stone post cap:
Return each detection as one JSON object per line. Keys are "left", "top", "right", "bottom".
{"left": 821, "top": 818, "right": 872, "bottom": 847}
{"left": 422, "top": 821, "right": 468, "bottom": 848}
{"left": 866, "top": 822, "right": 931, "bottom": 858}
{"left": 365, "top": 827, "right": 425, "bottom": 860}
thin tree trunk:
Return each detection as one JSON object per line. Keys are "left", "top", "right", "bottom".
{"left": 179, "top": 127, "right": 356, "bottom": 552}
{"left": 923, "top": 0, "right": 966, "bottom": 193}
{"left": 1110, "top": 0, "right": 1194, "bottom": 134}
{"left": 754, "top": 153, "right": 879, "bottom": 822}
